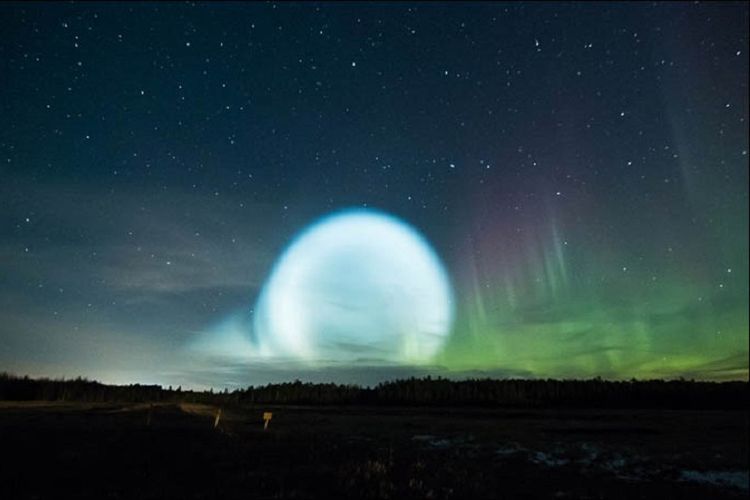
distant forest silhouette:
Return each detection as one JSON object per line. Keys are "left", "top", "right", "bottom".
{"left": 1, "top": 373, "right": 747, "bottom": 409}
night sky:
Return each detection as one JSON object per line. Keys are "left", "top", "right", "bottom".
{"left": 1, "top": 2, "right": 747, "bottom": 389}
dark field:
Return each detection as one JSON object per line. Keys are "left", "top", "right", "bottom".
{"left": 0, "top": 402, "right": 747, "bottom": 499}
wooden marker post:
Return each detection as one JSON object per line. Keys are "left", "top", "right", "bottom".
{"left": 214, "top": 408, "right": 222, "bottom": 429}
{"left": 263, "top": 412, "right": 272, "bottom": 430}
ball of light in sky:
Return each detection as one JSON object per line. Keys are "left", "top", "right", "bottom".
{"left": 253, "top": 209, "right": 454, "bottom": 365}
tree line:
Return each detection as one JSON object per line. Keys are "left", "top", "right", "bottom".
{"left": 1, "top": 372, "right": 746, "bottom": 409}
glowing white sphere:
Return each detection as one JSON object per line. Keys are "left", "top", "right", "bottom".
{"left": 253, "top": 209, "right": 454, "bottom": 364}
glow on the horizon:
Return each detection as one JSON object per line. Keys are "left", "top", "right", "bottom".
{"left": 253, "top": 209, "right": 454, "bottom": 365}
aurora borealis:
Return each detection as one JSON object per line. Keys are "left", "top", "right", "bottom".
{"left": 1, "top": 2, "right": 747, "bottom": 388}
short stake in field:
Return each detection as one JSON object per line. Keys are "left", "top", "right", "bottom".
{"left": 214, "top": 408, "right": 222, "bottom": 429}
{"left": 263, "top": 411, "right": 272, "bottom": 430}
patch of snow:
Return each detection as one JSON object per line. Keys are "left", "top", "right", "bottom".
{"left": 530, "top": 451, "right": 569, "bottom": 467}
{"left": 411, "top": 434, "right": 456, "bottom": 448}
{"left": 679, "top": 470, "right": 749, "bottom": 492}
{"left": 578, "top": 442, "right": 601, "bottom": 465}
